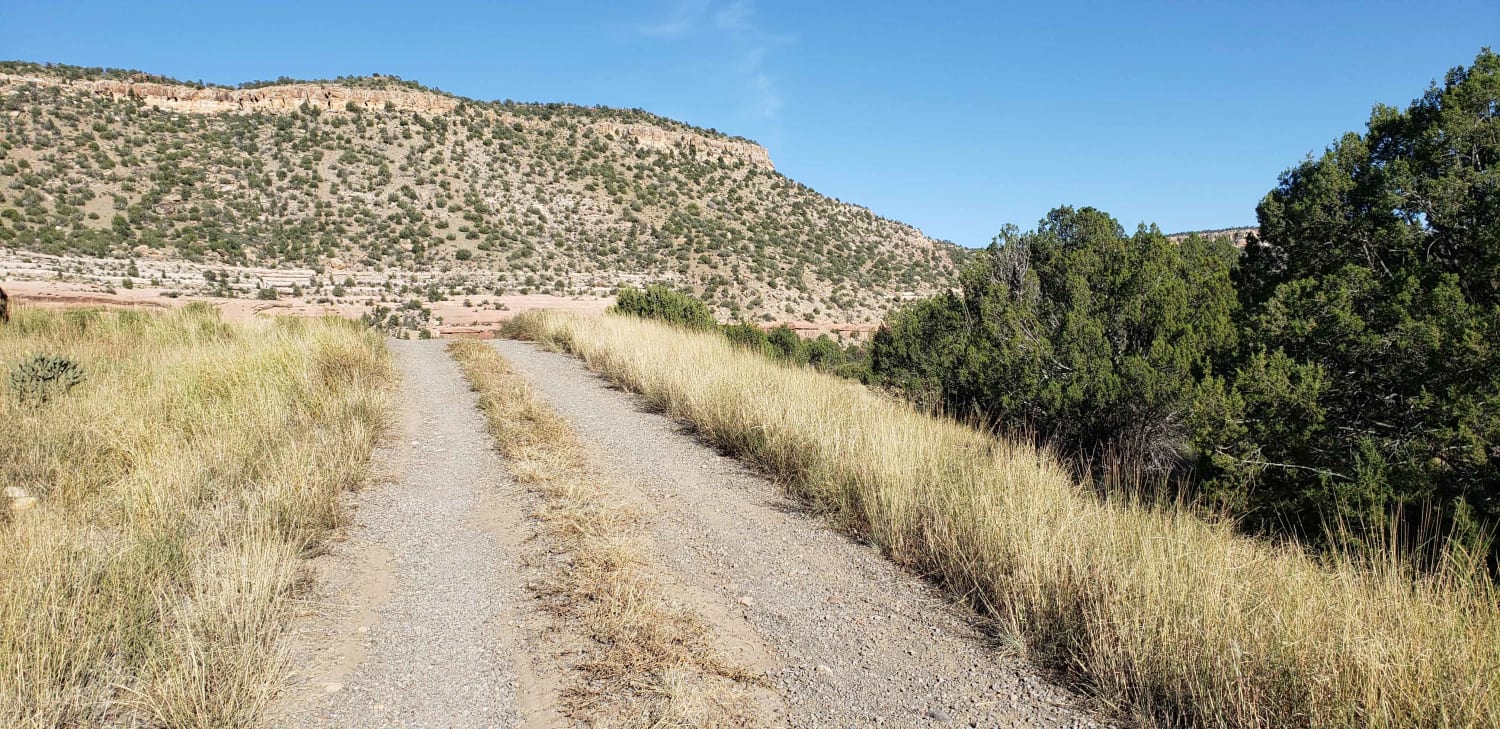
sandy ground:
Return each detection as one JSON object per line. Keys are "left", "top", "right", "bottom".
{"left": 492, "top": 340, "right": 1114, "bottom": 728}
{"left": 0, "top": 250, "right": 878, "bottom": 339}
{"left": 0, "top": 278, "right": 610, "bottom": 335}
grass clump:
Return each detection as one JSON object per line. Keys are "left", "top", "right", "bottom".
{"left": 448, "top": 339, "right": 769, "bottom": 728}
{"left": 506, "top": 309, "right": 1500, "bottom": 729}
{"left": 0, "top": 304, "right": 392, "bottom": 727}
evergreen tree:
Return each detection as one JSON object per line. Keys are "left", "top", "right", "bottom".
{"left": 1200, "top": 49, "right": 1500, "bottom": 547}
{"left": 874, "top": 207, "right": 1241, "bottom": 471}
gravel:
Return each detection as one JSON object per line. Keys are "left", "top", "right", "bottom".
{"left": 492, "top": 339, "right": 1119, "bottom": 729}
{"left": 277, "top": 340, "right": 562, "bottom": 729}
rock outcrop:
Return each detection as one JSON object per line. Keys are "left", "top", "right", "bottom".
{"left": 599, "top": 122, "right": 773, "bottom": 170}
{"left": 2, "top": 73, "right": 775, "bottom": 170}
{"left": 1167, "top": 227, "right": 1258, "bottom": 247}
{"left": 5, "top": 74, "right": 461, "bottom": 115}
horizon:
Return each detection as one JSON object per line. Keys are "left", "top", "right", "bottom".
{"left": 2, "top": 1, "right": 1495, "bottom": 247}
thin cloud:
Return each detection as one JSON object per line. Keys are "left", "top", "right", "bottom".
{"left": 629, "top": 0, "right": 788, "bottom": 122}
{"left": 633, "top": 0, "right": 710, "bottom": 37}
{"left": 714, "top": 0, "right": 754, "bottom": 32}
{"left": 748, "top": 71, "right": 782, "bottom": 119}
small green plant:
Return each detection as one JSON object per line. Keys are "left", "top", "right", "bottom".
{"left": 9, "top": 353, "right": 85, "bottom": 405}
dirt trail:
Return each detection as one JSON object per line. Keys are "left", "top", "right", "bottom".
{"left": 492, "top": 340, "right": 1114, "bottom": 728}
{"left": 276, "top": 340, "right": 563, "bottom": 729}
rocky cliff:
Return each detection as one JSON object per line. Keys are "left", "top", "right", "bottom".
{"left": 3, "top": 73, "right": 775, "bottom": 171}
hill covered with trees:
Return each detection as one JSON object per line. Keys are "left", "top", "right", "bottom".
{"left": 0, "top": 62, "right": 961, "bottom": 323}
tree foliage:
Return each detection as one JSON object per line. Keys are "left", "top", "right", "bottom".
{"left": 1198, "top": 48, "right": 1500, "bottom": 546}
{"left": 873, "top": 208, "right": 1240, "bottom": 471}
{"left": 872, "top": 49, "right": 1500, "bottom": 556}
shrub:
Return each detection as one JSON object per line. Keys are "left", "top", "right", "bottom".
{"left": 610, "top": 285, "right": 716, "bottom": 330}
{"left": 765, "top": 324, "right": 807, "bottom": 364}
{"left": 870, "top": 50, "right": 1500, "bottom": 559}
{"left": 1199, "top": 49, "right": 1500, "bottom": 549}
{"left": 804, "top": 335, "right": 846, "bottom": 369}
{"left": 9, "top": 353, "right": 85, "bottom": 405}
{"left": 872, "top": 206, "right": 1240, "bottom": 474}
{"left": 720, "top": 321, "right": 771, "bottom": 356}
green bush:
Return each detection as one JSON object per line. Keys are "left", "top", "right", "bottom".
{"left": 721, "top": 321, "right": 772, "bottom": 356}
{"left": 804, "top": 335, "right": 845, "bottom": 369}
{"left": 766, "top": 324, "right": 807, "bottom": 364}
{"left": 9, "top": 353, "right": 86, "bottom": 405}
{"left": 611, "top": 285, "right": 716, "bottom": 330}
{"left": 872, "top": 50, "right": 1500, "bottom": 558}
{"left": 872, "top": 206, "right": 1240, "bottom": 472}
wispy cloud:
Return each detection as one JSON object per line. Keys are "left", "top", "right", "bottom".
{"left": 629, "top": 0, "right": 789, "bottom": 122}
{"left": 713, "top": 0, "right": 754, "bottom": 32}
{"left": 632, "top": 0, "right": 710, "bottom": 37}
{"left": 747, "top": 72, "right": 782, "bottom": 119}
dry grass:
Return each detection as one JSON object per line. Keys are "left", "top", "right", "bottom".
{"left": 447, "top": 339, "right": 769, "bottom": 728}
{"left": 0, "top": 304, "right": 392, "bottom": 728}
{"left": 505, "top": 310, "right": 1500, "bottom": 729}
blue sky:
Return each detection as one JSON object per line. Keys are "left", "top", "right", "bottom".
{"left": 3, "top": 1, "right": 1495, "bottom": 247}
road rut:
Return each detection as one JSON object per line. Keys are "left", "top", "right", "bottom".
{"left": 277, "top": 340, "right": 561, "bottom": 729}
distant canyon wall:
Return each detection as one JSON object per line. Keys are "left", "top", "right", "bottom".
{"left": 2, "top": 73, "right": 775, "bottom": 171}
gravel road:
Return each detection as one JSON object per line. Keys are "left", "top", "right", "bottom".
{"left": 276, "top": 340, "right": 563, "bottom": 729}
{"left": 492, "top": 340, "right": 1115, "bottom": 729}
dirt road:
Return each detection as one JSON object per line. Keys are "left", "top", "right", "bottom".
{"left": 492, "top": 340, "right": 1111, "bottom": 728}
{"left": 276, "top": 340, "right": 562, "bottom": 729}
{"left": 277, "top": 339, "right": 1112, "bottom": 727}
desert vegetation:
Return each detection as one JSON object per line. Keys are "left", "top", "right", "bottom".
{"left": 872, "top": 49, "right": 1500, "bottom": 560}
{"left": 507, "top": 308, "right": 1500, "bottom": 728}
{"left": 0, "top": 304, "right": 390, "bottom": 727}
{"left": 449, "top": 339, "right": 768, "bottom": 727}
{"left": 0, "top": 62, "right": 960, "bottom": 323}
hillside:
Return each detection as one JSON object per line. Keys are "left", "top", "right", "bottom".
{"left": 0, "top": 62, "right": 961, "bottom": 324}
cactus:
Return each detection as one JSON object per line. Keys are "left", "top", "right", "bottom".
{"left": 9, "top": 354, "right": 85, "bottom": 406}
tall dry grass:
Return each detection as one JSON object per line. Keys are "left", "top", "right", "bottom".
{"left": 507, "top": 310, "right": 1500, "bottom": 728}
{"left": 0, "top": 305, "right": 391, "bottom": 728}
